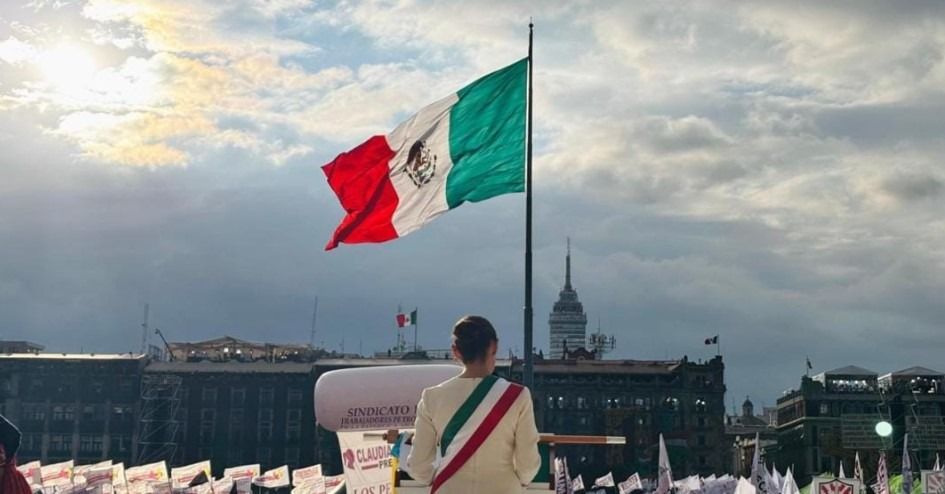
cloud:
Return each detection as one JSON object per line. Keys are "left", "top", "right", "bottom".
{"left": 3, "top": 0, "right": 945, "bottom": 407}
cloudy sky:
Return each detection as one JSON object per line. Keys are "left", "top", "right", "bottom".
{"left": 2, "top": 0, "right": 944, "bottom": 409}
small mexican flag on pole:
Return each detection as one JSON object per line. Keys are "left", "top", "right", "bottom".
{"left": 396, "top": 309, "right": 417, "bottom": 328}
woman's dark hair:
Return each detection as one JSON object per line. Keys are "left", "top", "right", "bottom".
{"left": 452, "top": 315, "right": 498, "bottom": 363}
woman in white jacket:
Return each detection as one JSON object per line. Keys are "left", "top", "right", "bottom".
{"left": 407, "top": 315, "right": 541, "bottom": 494}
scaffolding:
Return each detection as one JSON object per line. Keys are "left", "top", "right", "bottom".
{"left": 136, "top": 373, "right": 183, "bottom": 465}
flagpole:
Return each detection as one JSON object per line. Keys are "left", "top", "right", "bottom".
{"left": 414, "top": 307, "right": 419, "bottom": 353}
{"left": 523, "top": 20, "right": 535, "bottom": 390}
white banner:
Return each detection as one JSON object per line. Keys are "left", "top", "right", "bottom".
{"left": 291, "top": 478, "right": 326, "bottom": 494}
{"left": 171, "top": 461, "right": 212, "bottom": 488}
{"left": 223, "top": 465, "right": 260, "bottom": 481}
{"left": 292, "top": 465, "right": 323, "bottom": 487}
{"left": 234, "top": 478, "right": 253, "bottom": 494}
{"left": 17, "top": 460, "right": 42, "bottom": 485}
{"left": 254, "top": 466, "right": 290, "bottom": 489}
{"left": 113, "top": 463, "right": 128, "bottom": 487}
{"left": 86, "top": 466, "right": 116, "bottom": 488}
{"left": 41, "top": 460, "right": 75, "bottom": 487}
{"left": 324, "top": 475, "right": 345, "bottom": 494}
{"left": 126, "top": 461, "right": 169, "bottom": 486}
{"left": 337, "top": 430, "right": 393, "bottom": 494}
{"left": 595, "top": 472, "right": 616, "bottom": 488}
{"left": 212, "top": 476, "right": 234, "bottom": 494}
{"left": 620, "top": 473, "right": 643, "bottom": 494}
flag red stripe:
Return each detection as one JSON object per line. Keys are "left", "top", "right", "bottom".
{"left": 322, "top": 135, "right": 398, "bottom": 250}
{"left": 431, "top": 384, "right": 524, "bottom": 493}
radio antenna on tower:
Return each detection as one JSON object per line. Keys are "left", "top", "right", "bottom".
{"left": 140, "top": 303, "right": 150, "bottom": 354}
{"left": 309, "top": 296, "right": 319, "bottom": 349}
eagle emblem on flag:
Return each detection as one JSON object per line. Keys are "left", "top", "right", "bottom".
{"left": 404, "top": 139, "right": 437, "bottom": 187}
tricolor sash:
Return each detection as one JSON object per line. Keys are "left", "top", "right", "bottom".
{"left": 431, "top": 375, "right": 524, "bottom": 493}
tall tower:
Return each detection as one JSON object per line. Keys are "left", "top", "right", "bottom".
{"left": 548, "top": 239, "right": 588, "bottom": 359}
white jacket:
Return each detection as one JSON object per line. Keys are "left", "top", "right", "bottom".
{"left": 406, "top": 376, "right": 542, "bottom": 494}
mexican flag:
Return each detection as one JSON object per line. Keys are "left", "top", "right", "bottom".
{"left": 396, "top": 309, "right": 417, "bottom": 328}
{"left": 323, "top": 58, "right": 528, "bottom": 250}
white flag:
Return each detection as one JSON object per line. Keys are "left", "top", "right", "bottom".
{"left": 554, "top": 458, "right": 571, "bottom": 494}
{"left": 86, "top": 465, "right": 115, "bottom": 488}
{"left": 254, "top": 466, "right": 290, "bottom": 489}
{"left": 748, "top": 433, "right": 763, "bottom": 493}
{"left": 171, "top": 461, "right": 211, "bottom": 488}
{"left": 838, "top": 462, "right": 846, "bottom": 479}
{"left": 17, "top": 461, "right": 42, "bottom": 486}
{"left": 736, "top": 477, "right": 757, "bottom": 494}
{"left": 903, "top": 434, "right": 913, "bottom": 494}
{"left": 291, "top": 465, "right": 323, "bottom": 487}
{"left": 772, "top": 466, "right": 783, "bottom": 493}
{"left": 125, "top": 461, "right": 168, "bottom": 485}
{"left": 41, "top": 460, "right": 74, "bottom": 487}
{"left": 291, "top": 478, "right": 326, "bottom": 494}
{"left": 573, "top": 475, "right": 585, "bottom": 492}
{"left": 223, "top": 465, "right": 260, "bottom": 481}
{"left": 656, "top": 434, "right": 674, "bottom": 494}
{"left": 596, "top": 472, "right": 616, "bottom": 488}
{"left": 234, "top": 478, "right": 253, "bottom": 494}
{"left": 212, "top": 476, "right": 234, "bottom": 494}
{"left": 619, "top": 473, "right": 643, "bottom": 494}
{"left": 935, "top": 453, "right": 942, "bottom": 471}
{"left": 780, "top": 469, "right": 799, "bottom": 494}
{"left": 875, "top": 452, "right": 890, "bottom": 494}
{"left": 854, "top": 452, "right": 864, "bottom": 485}
{"left": 324, "top": 475, "right": 345, "bottom": 494}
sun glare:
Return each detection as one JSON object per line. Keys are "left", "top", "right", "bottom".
{"left": 37, "top": 44, "right": 98, "bottom": 93}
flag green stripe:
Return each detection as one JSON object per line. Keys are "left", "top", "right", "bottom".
{"left": 439, "top": 374, "right": 498, "bottom": 457}
{"left": 445, "top": 58, "right": 527, "bottom": 209}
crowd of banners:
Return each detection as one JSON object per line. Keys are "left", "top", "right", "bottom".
{"left": 552, "top": 433, "right": 945, "bottom": 494}
{"left": 13, "top": 459, "right": 345, "bottom": 494}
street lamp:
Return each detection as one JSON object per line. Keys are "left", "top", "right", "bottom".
{"left": 875, "top": 420, "right": 893, "bottom": 437}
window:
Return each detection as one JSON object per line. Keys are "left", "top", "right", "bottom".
{"left": 111, "top": 435, "right": 129, "bottom": 453}
{"left": 231, "top": 388, "right": 246, "bottom": 406}
{"left": 697, "top": 435, "right": 706, "bottom": 446}
{"left": 258, "top": 421, "right": 273, "bottom": 442}
{"left": 53, "top": 405, "right": 65, "bottom": 421}
{"left": 260, "top": 387, "right": 275, "bottom": 406}
{"left": 112, "top": 405, "right": 133, "bottom": 422}
{"left": 200, "top": 422, "right": 215, "bottom": 441}
{"left": 50, "top": 434, "right": 70, "bottom": 452}
{"left": 557, "top": 396, "right": 565, "bottom": 409}
{"left": 547, "top": 396, "right": 555, "bottom": 409}
{"left": 286, "top": 425, "right": 301, "bottom": 442}
{"left": 694, "top": 398, "right": 707, "bottom": 412}
{"left": 22, "top": 403, "right": 45, "bottom": 421}
{"left": 288, "top": 388, "right": 302, "bottom": 404}
{"left": 202, "top": 387, "right": 218, "bottom": 403}
{"left": 260, "top": 408, "right": 274, "bottom": 422}
{"left": 287, "top": 409, "right": 301, "bottom": 422}
{"left": 576, "top": 397, "right": 586, "bottom": 409}
{"left": 201, "top": 409, "right": 216, "bottom": 422}
{"left": 21, "top": 433, "right": 41, "bottom": 452}
{"left": 80, "top": 434, "right": 103, "bottom": 452}
{"left": 819, "top": 403, "right": 830, "bottom": 416}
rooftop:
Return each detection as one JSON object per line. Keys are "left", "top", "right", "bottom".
{"left": 0, "top": 352, "right": 145, "bottom": 360}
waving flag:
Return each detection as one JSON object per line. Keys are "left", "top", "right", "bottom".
{"left": 322, "top": 59, "right": 527, "bottom": 250}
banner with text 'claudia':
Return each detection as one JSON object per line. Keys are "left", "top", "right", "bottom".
{"left": 337, "top": 430, "right": 393, "bottom": 494}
